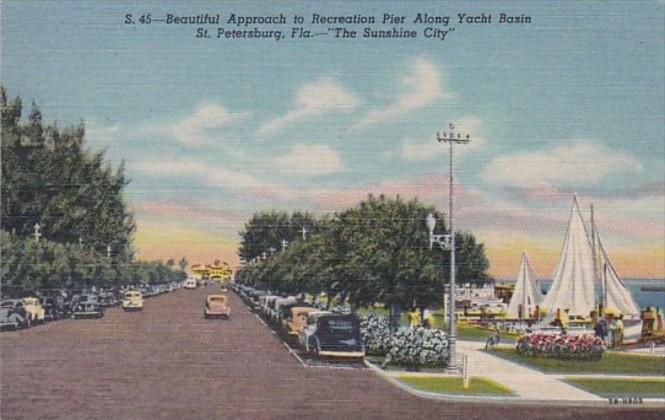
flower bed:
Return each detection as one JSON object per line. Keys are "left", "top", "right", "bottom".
{"left": 360, "top": 313, "right": 392, "bottom": 355}
{"left": 516, "top": 333, "right": 605, "bottom": 361}
{"left": 360, "top": 313, "right": 449, "bottom": 367}
{"left": 385, "top": 327, "right": 449, "bottom": 368}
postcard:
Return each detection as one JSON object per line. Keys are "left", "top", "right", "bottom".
{"left": 1, "top": 1, "right": 663, "bottom": 419}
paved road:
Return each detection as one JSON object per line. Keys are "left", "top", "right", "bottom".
{"left": 1, "top": 286, "right": 661, "bottom": 419}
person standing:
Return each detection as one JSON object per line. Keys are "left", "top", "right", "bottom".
{"left": 615, "top": 315, "right": 624, "bottom": 347}
{"left": 408, "top": 307, "right": 421, "bottom": 328}
{"left": 423, "top": 307, "right": 434, "bottom": 328}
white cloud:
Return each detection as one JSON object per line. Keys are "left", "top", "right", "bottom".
{"left": 169, "top": 102, "right": 248, "bottom": 146}
{"left": 356, "top": 56, "right": 448, "bottom": 128}
{"left": 132, "top": 158, "right": 298, "bottom": 199}
{"left": 400, "top": 117, "right": 486, "bottom": 162}
{"left": 481, "top": 142, "right": 643, "bottom": 188}
{"left": 257, "top": 77, "right": 360, "bottom": 137}
{"left": 275, "top": 144, "right": 343, "bottom": 176}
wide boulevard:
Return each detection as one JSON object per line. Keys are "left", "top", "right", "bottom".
{"left": 1, "top": 286, "right": 659, "bottom": 419}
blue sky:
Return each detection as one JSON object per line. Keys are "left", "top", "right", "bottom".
{"left": 2, "top": 1, "right": 664, "bottom": 278}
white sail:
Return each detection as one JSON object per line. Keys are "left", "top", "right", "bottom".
{"left": 542, "top": 196, "right": 596, "bottom": 317}
{"left": 507, "top": 252, "right": 543, "bottom": 318}
{"left": 598, "top": 234, "right": 640, "bottom": 317}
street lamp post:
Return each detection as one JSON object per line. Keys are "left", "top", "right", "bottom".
{"left": 431, "top": 123, "right": 471, "bottom": 374}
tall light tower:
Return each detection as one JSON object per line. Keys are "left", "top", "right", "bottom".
{"left": 436, "top": 123, "right": 470, "bottom": 373}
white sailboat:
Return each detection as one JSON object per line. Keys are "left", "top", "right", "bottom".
{"left": 597, "top": 232, "right": 641, "bottom": 318}
{"left": 541, "top": 195, "right": 596, "bottom": 317}
{"left": 539, "top": 195, "right": 642, "bottom": 340}
{"left": 506, "top": 252, "right": 543, "bottom": 319}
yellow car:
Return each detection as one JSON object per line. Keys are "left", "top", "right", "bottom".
{"left": 22, "top": 297, "right": 46, "bottom": 324}
{"left": 122, "top": 290, "right": 144, "bottom": 311}
{"left": 204, "top": 294, "right": 230, "bottom": 319}
{"left": 285, "top": 306, "right": 318, "bottom": 338}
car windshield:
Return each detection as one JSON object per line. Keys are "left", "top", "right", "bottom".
{"left": 210, "top": 297, "right": 226, "bottom": 303}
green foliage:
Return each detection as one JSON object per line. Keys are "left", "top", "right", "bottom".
{"left": 1, "top": 87, "right": 135, "bottom": 260}
{"left": 0, "top": 89, "right": 184, "bottom": 294}
{"left": 238, "top": 210, "right": 316, "bottom": 262}
{"left": 238, "top": 195, "right": 492, "bottom": 309}
{"left": 0, "top": 231, "right": 186, "bottom": 293}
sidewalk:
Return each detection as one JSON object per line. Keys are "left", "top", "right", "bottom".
{"left": 455, "top": 340, "right": 605, "bottom": 402}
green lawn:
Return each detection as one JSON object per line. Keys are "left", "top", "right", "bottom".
{"left": 565, "top": 377, "right": 665, "bottom": 397}
{"left": 361, "top": 307, "right": 515, "bottom": 342}
{"left": 398, "top": 375, "right": 514, "bottom": 396}
{"left": 489, "top": 347, "right": 665, "bottom": 375}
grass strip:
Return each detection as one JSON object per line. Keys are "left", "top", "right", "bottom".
{"left": 488, "top": 347, "right": 665, "bottom": 375}
{"left": 397, "top": 375, "right": 514, "bottom": 396}
{"left": 564, "top": 377, "right": 665, "bottom": 397}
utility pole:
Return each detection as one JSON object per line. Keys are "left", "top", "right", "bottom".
{"left": 436, "top": 123, "right": 471, "bottom": 374}
{"left": 301, "top": 226, "right": 308, "bottom": 241}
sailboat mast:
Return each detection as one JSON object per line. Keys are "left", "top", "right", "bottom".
{"left": 590, "top": 204, "right": 603, "bottom": 313}
{"left": 522, "top": 252, "right": 527, "bottom": 320}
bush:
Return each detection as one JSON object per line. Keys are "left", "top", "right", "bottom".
{"left": 385, "top": 327, "right": 449, "bottom": 368}
{"left": 360, "top": 313, "right": 392, "bottom": 355}
{"left": 516, "top": 333, "right": 605, "bottom": 361}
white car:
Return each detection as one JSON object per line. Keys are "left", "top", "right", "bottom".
{"left": 184, "top": 278, "right": 198, "bottom": 289}
{"left": 122, "top": 290, "right": 144, "bottom": 311}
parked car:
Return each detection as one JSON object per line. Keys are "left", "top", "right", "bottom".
{"left": 39, "top": 293, "right": 69, "bottom": 321}
{"left": 71, "top": 294, "right": 104, "bottom": 318}
{"left": 98, "top": 291, "right": 118, "bottom": 307}
{"left": 184, "top": 278, "right": 198, "bottom": 289}
{"left": 285, "top": 306, "right": 318, "bottom": 340}
{"left": 0, "top": 299, "right": 29, "bottom": 329}
{"left": 277, "top": 301, "right": 315, "bottom": 325}
{"left": 22, "top": 297, "right": 46, "bottom": 324}
{"left": 204, "top": 294, "right": 230, "bottom": 319}
{"left": 122, "top": 290, "right": 144, "bottom": 311}
{"left": 298, "top": 312, "right": 364, "bottom": 359}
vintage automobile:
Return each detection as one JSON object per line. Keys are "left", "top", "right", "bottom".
{"left": 39, "top": 293, "right": 68, "bottom": 321}
{"left": 0, "top": 299, "right": 29, "bottom": 329}
{"left": 22, "top": 297, "right": 46, "bottom": 324}
{"left": 270, "top": 297, "right": 298, "bottom": 323}
{"left": 248, "top": 290, "right": 268, "bottom": 311}
{"left": 204, "top": 294, "right": 230, "bottom": 319}
{"left": 71, "top": 294, "right": 104, "bottom": 319}
{"left": 98, "top": 291, "right": 118, "bottom": 307}
{"left": 285, "top": 306, "right": 318, "bottom": 340}
{"left": 298, "top": 312, "right": 365, "bottom": 359}
{"left": 277, "top": 301, "right": 315, "bottom": 325}
{"left": 184, "top": 278, "right": 198, "bottom": 289}
{"left": 122, "top": 290, "right": 144, "bottom": 311}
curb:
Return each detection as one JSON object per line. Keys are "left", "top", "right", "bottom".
{"left": 363, "top": 360, "right": 665, "bottom": 408}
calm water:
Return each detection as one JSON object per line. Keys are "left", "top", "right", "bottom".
{"left": 498, "top": 279, "right": 665, "bottom": 310}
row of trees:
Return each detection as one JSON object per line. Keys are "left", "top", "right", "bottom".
{"left": 1, "top": 88, "right": 184, "bottom": 293}
{"left": 235, "top": 195, "right": 491, "bottom": 310}
{"left": 0, "top": 231, "right": 187, "bottom": 293}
